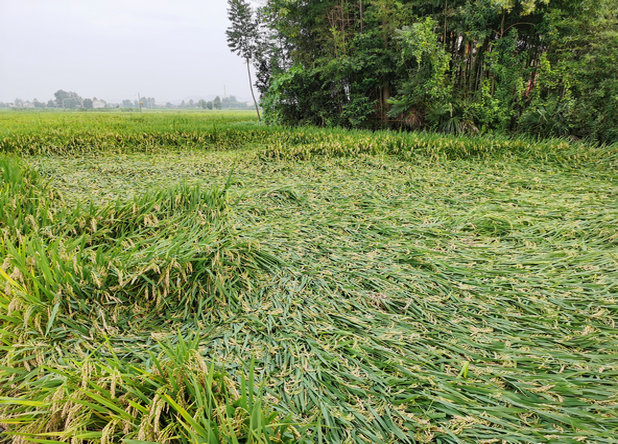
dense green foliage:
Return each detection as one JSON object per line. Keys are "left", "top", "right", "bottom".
{"left": 247, "top": 0, "right": 617, "bottom": 143}
{"left": 1, "top": 112, "right": 617, "bottom": 442}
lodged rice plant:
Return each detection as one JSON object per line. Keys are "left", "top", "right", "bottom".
{"left": 1, "top": 111, "right": 617, "bottom": 443}
{"left": 0, "top": 156, "right": 292, "bottom": 443}
{"left": 1, "top": 157, "right": 278, "bottom": 327}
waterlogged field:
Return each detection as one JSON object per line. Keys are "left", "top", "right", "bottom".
{"left": 1, "top": 111, "right": 617, "bottom": 443}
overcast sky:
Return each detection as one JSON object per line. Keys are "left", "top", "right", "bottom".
{"left": 0, "top": 0, "right": 254, "bottom": 103}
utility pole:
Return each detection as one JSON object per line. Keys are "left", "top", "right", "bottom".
{"left": 137, "top": 93, "right": 143, "bottom": 112}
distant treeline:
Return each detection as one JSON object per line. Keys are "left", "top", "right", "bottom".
{"left": 231, "top": 0, "right": 617, "bottom": 143}
{"left": 1, "top": 90, "right": 253, "bottom": 111}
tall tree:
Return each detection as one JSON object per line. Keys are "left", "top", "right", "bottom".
{"left": 226, "top": 0, "right": 261, "bottom": 121}
{"left": 54, "top": 90, "right": 83, "bottom": 109}
{"left": 214, "top": 96, "right": 222, "bottom": 110}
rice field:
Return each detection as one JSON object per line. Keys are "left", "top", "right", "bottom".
{"left": 1, "top": 111, "right": 617, "bottom": 443}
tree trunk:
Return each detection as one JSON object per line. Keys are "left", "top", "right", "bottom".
{"left": 380, "top": 82, "right": 391, "bottom": 125}
{"left": 471, "top": 38, "right": 490, "bottom": 91}
{"left": 443, "top": 0, "right": 448, "bottom": 45}
{"left": 246, "top": 59, "right": 261, "bottom": 122}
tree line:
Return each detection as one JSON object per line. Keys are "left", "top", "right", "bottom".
{"left": 2, "top": 91, "right": 252, "bottom": 111}
{"left": 228, "top": 0, "right": 617, "bottom": 143}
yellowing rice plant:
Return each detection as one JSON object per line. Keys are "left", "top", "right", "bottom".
{"left": 0, "top": 111, "right": 617, "bottom": 443}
